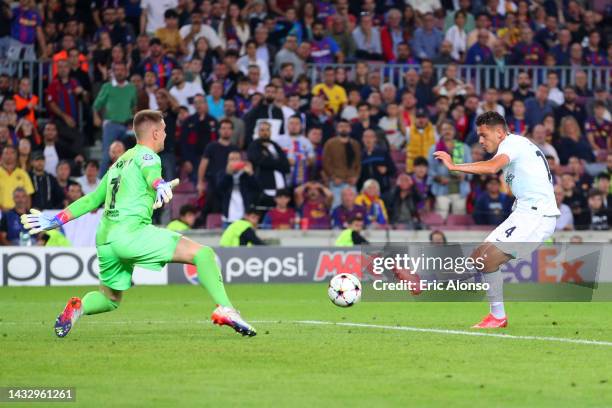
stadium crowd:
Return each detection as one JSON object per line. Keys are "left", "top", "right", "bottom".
{"left": 0, "top": 0, "right": 611, "bottom": 245}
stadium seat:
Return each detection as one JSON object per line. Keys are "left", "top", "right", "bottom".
{"left": 468, "top": 225, "right": 495, "bottom": 232}
{"left": 170, "top": 192, "right": 198, "bottom": 220}
{"left": 206, "top": 213, "right": 223, "bottom": 229}
{"left": 420, "top": 212, "right": 444, "bottom": 226}
{"left": 445, "top": 214, "right": 475, "bottom": 226}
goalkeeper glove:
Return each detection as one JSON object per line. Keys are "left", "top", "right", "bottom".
{"left": 20, "top": 209, "right": 64, "bottom": 234}
{"left": 153, "top": 178, "right": 179, "bottom": 209}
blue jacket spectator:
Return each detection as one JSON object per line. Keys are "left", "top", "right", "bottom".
{"left": 524, "top": 85, "right": 556, "bottom": 130}
{"left": 411, "top": 13, "right": 443, "bottom": 60}
{"left": 473, "top": 178, "right": 514, "bottom": 225}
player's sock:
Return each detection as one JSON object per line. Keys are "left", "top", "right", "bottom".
{"left": 194, "top": 246, "right": 233, "bottom": 308}
{"left": 482, "top": 269, "right": 505, "bottom": 318}
{"left": 82, "top": 291, "right": 119, "bottom": 315}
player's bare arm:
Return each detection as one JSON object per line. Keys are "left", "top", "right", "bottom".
{"left": 433, "top": 151, "right": 510, "bottom": 175}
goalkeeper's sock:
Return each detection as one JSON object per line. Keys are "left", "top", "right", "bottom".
{"left": 194, "top": 246, "right": 233, "bottom": 308}
{"left": 82, "top": 291, "right": 119, "bottom": 315}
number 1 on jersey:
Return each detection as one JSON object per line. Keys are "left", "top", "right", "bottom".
{"left": 535, "top": 150, "right": 553, "bottom": 183}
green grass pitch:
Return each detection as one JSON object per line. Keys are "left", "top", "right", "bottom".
{"left": 1, "top": 284, "right": 612, "bottom": 407}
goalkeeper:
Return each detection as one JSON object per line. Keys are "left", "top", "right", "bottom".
{"left": 21, "top": 110, "right": 256, "bottom": 337}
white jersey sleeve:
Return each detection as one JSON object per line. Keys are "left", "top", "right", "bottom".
{"left": 494, "top": 134, "right": 560, "bottom": 217}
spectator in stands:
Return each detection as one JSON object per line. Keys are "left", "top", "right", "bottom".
{"left": 567, "top": 156, "right": 593, "bottom": 194}
{"left": 587, "top": 87, "right": 611, "bottom": 120}
{"left": 29, "top": 151, "right": 64, "bottom": 210}
{"left": 0, "top": 125, "right": 11, "bottom": 151}
{"left": 140, "top": 0, "right": 176, "bottom": 35}
{"left": 477, "top": 88, "right": 505, "bottom": 117}
{"left": 329, "top": 15, "right": 356, "bottom": 62}
{"left": 155, "top": 9, "right": 185, "bottom": 57}
{"left": 262, "top": 189, "right": 296, "bottom": 230}
{"left": 238, "top": 40, "right": 271, "bottom": 85}
{"left": 244, "top": 84, "right": 285, "bottom": 145}
{"left": 65, "top": 180, "right": 83, "bottom": 206}
{"left": 524, "top": 84, "right": 555, "bottom": 130}
{"left": 532, "top": 124, "right": 559, "bottom": 164}
{"left": 555, "top": 86, "right": 586, "bottom": 130}
{"left": 472, "top": 177, "right": 513, "bottom": 225}
{"left": 444, "top": 10, "right": 468, "bottom": 62}
{"left": 556, "top": 116, "right": 595, "bottom": 165}
{"left": 75, "top": 159, "right": 100, "bottom": 194}
{"left": 0, "top": 145, "right": 33, "bottom": 210}
{"left": 197, "top": 118, "right": 238, "bottom": 212}
{"left": 415, "top": 59, "right": 437, "bottom": 108}
{"left": 217, "top": 150, "right": 259, "bottom": 225}
{"left": 380, "top": 8, "right": 405, "bottom": 62}
{"left": 323, "top": 119, "right": 361, "bottom": 206}
{"left": 350, "top": 102, "right": 380, "bottom": 142}
{"left": 379, "top": 102, "right": 407, "bottom": 151}
{"left": 512, "top": 72, "right": 534, "bottom": 102}
{"left": 7, "top": 0, "right": 47, "bottom": 61}
{"left": 334, "top": 213, "right": 369, "bottom": 246}
{"left": 412, "top": 12, "right": 442, "bottom": 60}
{"left": 16, "top": 137, "right": 31, "bottom": 172}
{"left": 183, "top": 94, "right": 218, "bottom": 178}
{"left": 554, "top": 184, "right": 574, "bottom": 231}
{"left": 274, "top": 35, "right": 302, "bottom": 77}
{"left": 46, "top": 59, "right": 85, "bottom": 148}
{"left": 507, "top": 99, "right": 528, "bottom": 135}
{"left": 247, "top": 120, "right": 290, "bottom": 206}
{"left": 294, "top": 180, "right": 333, "bottom": 229}
{"left": 109, "top": 140, "right": 125, "bottom": 165}
{"left": 0, "top": 75, "right": 12, "bottom": 107}
{"left": 429, "top": 120, "right": 471, "bottom": 219}
{"left": 429, "top": 229, "right": 447, "bottom": 244}
{"left": 167, "top": 204, "right": 198, "bottom": 232}
{"left": 356, "top": 178, "right": 388, "bottom": 226}
{"left": 219, "top": 207, "right": 265, "bottom": 246}
{"left": 585, "top": 101, "right": 611, "bottom": 159}
{"left": 331, "top": 187, "right": 367, "bottom": 229}
{"left": 560, "top": 173, "right": 589, "bottom": 229}
{"left": 93, "top": 61, "right": 137, "bottom": 175}
{"left": 406, "top": 108, "right": 436, "bottom": 173}
{"left": 13, "top": 78, "right": 38, "bottom": 130}
{"left": 352, "top": 12, "right": 383, "bottom": 61}
{"left": 310, "top": 20, "right": 344, "bottom": 64}
{"left": 218, "top": 3, "right": 250, "bottom": 54}
{"left": 583, "top": 189, "right": 609, "bottom": 231}
{"left": 273, "top": 115, "right": 314, "bottom": 187}
{"left": 385, "top": 173, "right": 422, "bottom": 229}
{"left": 169, "top": 67, "right": 204, "bottom": 115}
{"left": 511, "top": 27, "right": 544, "bottom": 65}
{"left": 545, "top": 71, "right": 563, "bottom": 106}
{"left": 359, "top": 129, "right": 396, "bottom": 193}
{"left": 55, "top": 160, "right": 71, "bottom": 197}
{"left": 206, "top": 81, "right": 225, "bottom": 121}
{"left": 0, "top": 187, "right": 31, "bottom": 245}
{"left": 312, "top": 67, "right": 348, "bottom": 116}
{"left": 180, "top": 10, "right": 223, "bottom": 58}
{"left": 597, "top": 173, "right": 611, "bottom": 207}
{"left": 465, "top": 28, "right": 492, "bottom": 65}
{"left": 548, "top": 27, "right": 571, "bottom": 65}
{"left": 138, "top": 38, "right": 178, "bottom": 88}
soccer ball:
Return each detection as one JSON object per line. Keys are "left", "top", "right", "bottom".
{"left": 328, "top": 274, "right": 362, "bottom": 307}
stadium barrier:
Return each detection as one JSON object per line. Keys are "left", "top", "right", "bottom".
{"left": 306, "top": 64, "right": 611, "bottom": 95}
{"left": 2, "top": 244, "right": 611, "bottom": 287}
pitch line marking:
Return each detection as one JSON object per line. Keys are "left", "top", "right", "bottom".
{"left": 289, "top": 320, "right": 612, "bottom": 347}
{"left": 3, "top": 319, "right": 612, "bottom": 346}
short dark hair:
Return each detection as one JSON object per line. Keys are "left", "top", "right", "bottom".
{"left": 588, "top": 189, "right": 603, "bottom": 199}
{"left": 85, "top": 159, "right": 100, "bottom": 169}
{"left": 179, "top": 204, "right": 198, "bottom": 217}
{"left": 475, "top": 111, "right": 508, "bottom": 131}
{"left": 219, "top": 118, "right": 234, "bottom": 129}
{"left": 413, "top": 156, "right": 429, "bottom": 167}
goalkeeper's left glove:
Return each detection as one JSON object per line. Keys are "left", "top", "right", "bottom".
{"left": 20, "top": 209, "right": 64, "bottom": 234}
{"left": 153, "top": 178, "right": 180, "bottom": 209}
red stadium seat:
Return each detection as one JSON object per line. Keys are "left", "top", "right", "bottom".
{"left": 206, "top": 213, "right": 223, "bottom": 229}
{"left": 170, "top": 192, "right": 198, "bottom": 220}
{"left": 446, "top": 214, "right": 475, "bottom": 226}
{"left": 420, "top": 212, "right": 444, "bottom": 226}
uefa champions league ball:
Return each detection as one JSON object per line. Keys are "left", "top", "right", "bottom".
{"left": 328, "top": 274, "right": 362, "bottom": 307}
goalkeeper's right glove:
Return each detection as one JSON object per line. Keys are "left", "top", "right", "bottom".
{"left": 153, "top": 178, "right": 180, "bottom": 209}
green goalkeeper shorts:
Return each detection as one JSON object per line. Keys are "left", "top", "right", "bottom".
{"left": 96, "top": 225, "right": 182, "bottom": 291}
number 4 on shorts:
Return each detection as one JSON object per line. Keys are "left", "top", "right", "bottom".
{"left": 505, "top": 226, "right": 516, "bottom": 238}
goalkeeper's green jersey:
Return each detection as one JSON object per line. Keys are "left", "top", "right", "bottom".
{"left": 66, "top": 144, "right": 163, "bottom": 246}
